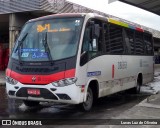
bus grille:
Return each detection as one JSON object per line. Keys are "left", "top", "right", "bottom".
{"left": 15, "top": 67, "right": 58, "bottom": 73}
{"left": 16, "top": 88, "right": 58, "bottom": 100}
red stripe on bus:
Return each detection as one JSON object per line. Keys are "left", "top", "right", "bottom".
{"left": 112, "top": 64, "right": 114, "bottom": 79}
{"left": 136, "top": 28, "right": 144, "bottom": 32}
{"left": 6, "top": 68, "right": 75, "bottom": 85}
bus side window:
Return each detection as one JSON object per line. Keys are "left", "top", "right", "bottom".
{"left": 103, "top": 24, "right": 110, "bottom": 54}
{"left": 135, "top": 31, "right": 144, "bottom": 55}
{"left": 105, "top": 23, "right": 124, "bottom": 54}
{"left": 144, "top": 34, "right": 153, "bottom": 55}
{"left": 88, "top": 22, "right": 102, "bottom": 58}
{"left": 124, "top": 29, "right": 135, "bottom": 54}
{"left": 81, "top": 23, "right": 101, "bottom": 56}
{"left": 80, "top": 21, "right": 102, "bottom": 66}
{"left": 81, "top": 25, "right": 97, "bottom": 62}
{"left": 80, "top": 26, "right": 91, "bottom": 66}
{"left": 81, "top": 28, "right": 91, "bottom": 54}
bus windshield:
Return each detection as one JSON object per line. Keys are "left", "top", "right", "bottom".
{"left": 12, "top": 17, "right": 83, "bottom": 62}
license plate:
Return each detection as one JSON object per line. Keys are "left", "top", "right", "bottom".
{"left": 27, "top": 89, "right": 40, "bottom": 95}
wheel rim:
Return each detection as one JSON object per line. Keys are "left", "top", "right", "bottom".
{"left": 83, "top": 88, "right": 93, "bottom": 111}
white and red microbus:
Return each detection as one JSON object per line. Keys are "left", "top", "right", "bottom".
{"left": 6, "top": 13, "right": 154, "bottom": 111}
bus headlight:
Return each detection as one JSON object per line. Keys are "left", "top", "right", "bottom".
{"left": 52, "top": 77, "right": 77, "bottom": 87}
{"left": 6, "top": 76, "right": 18, "bottom": 85}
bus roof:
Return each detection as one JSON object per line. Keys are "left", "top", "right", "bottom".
{"left": 29, "top": 13, "right": 87, "bottom": 22}
{"left": 29, "top": 13, "right": 151, "bottom": 34}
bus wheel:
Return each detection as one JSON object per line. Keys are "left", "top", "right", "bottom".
{"left": 135, "top": 79, "right": 141, "bottom": 94}
{"left": 23, "top": 100, "right": 40, "bottom": 107}
{"left": 81, "top": 87, "right": 93, "bottom": 111}
{"left": 132, "top": 77, "right": 141, "bottom": 94}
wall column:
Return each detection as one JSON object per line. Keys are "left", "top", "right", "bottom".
{"left": 9, "top": 13, "right": 21, "bottom": 53}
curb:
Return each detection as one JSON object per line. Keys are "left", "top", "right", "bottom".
{"left": 136, "top": 93, "right": 160, "bottom": 108}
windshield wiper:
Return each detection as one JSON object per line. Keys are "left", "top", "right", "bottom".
{"left": 42, "top": 32, "right": 53, "bottom": 65}
{"left": 15, "top": 33, "right": 28, "bottom": 65}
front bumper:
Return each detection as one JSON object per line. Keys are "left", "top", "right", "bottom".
{"left": 6, "top": 82, "right": 84, "bottom": 104}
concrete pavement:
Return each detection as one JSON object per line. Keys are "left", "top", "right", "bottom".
{"left": 104, "top": 94, "right": 160, "bottom": 128}
{"left": 113, "top": 94, "right": 160, "bottom": 119}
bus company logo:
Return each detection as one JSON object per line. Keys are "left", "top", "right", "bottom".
{"left": 87, "top": 71, "right": 101, "bottom": 77}
{"left": 32, "top": 76, "right": 36, "bottom": 82}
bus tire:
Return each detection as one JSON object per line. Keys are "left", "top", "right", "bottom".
{"left": 132, "top": 75, "right": 142, "bottom": 94}
{"left": 23, "top": 100, "right": 40, "bottom": 107}
{"left": 135, "top": 79, "right": 141, "bottom": 94}
{"left": 80, "top": 87, "right": 93, "bottom": 111}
